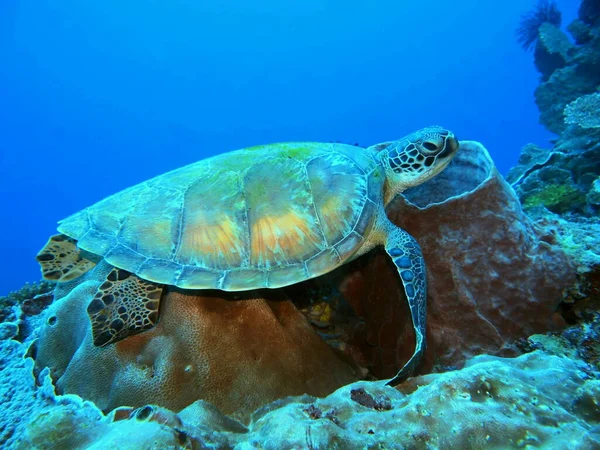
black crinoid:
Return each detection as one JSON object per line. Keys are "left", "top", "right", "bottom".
{"left": 516, "top": 0, "right": 562, "bottom": 51}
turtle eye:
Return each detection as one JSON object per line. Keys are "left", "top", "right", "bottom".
{"left": 422, "top": 141, "right": 438, "bottom": 152}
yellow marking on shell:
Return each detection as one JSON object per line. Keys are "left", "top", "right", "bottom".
{"left": 250, "top": 209, "right": 322, "bottom": 268}
{"left": 177, "top": 170, "right": 249, "bottom": 269}
{"left": 181, "top": 214, "right": 247, "bottom": 268}
{"left": 321, "top": 198, "right": 343, "bottom": 235}
{"left": 244, "top": 155, "right": 326, "bottom": 268}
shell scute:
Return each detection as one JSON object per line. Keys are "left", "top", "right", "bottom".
{"left": 177, "top": 170, "right": 248, "bottom": 270}
{"left": 306, "top": 153, "right": 368, "bottom": 246}
{"left": 244, "top": 156, "right": 327, "bottom": 269}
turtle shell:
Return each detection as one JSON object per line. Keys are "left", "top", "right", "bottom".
{"left": 58, "top": 142, "right": 385, "bottom": 290}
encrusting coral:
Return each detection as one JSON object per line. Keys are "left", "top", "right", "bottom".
{"left": 14, "top": 343, "right": 600, "bottom": 449}
{"left": 565, "top": 92, "right": 600, "bottom": 129}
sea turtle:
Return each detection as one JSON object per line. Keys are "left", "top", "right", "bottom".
{"left": 37, "top": 126, "right": 459, "bottom": 385}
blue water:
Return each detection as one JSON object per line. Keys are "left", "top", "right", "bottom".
{"left": 0, "top": 0, "right": 576, "bottom": 293}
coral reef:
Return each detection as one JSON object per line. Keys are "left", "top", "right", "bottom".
{"left": 9, "top": 289, "right": 600, "bottom": 449}
{"left": 11, "top": 337, "right": 600, "bottom": 449}
{"left": 531, "top": 3, "right": 600, "bottom": 134}
{"left": 530, "top": 213, "right": 600, "bottom": 328}
{"left": 507, "top": 127, "right": 600, "bottom": 217}
{"left": 525, "top": 310, "right": 600, "bottom": 371}
{"left": 589, "top": 177, "right": 600, "bottom": 205}
{"left": 523, "top": 183, "right": 586, "bottom": 213}
{"left": 565, "top": 92, "right": 600, "bottom": 129}
{"left": 34, "top": 261, "right": 362, "bottom": 422}
{"left": 0, "top": 280, "right": 54, "bottom": 323}
{"left": 535, "top": 66, "right": 599, "bottom": 134}
{"left": 31, "top": 141, "right": 577, "bottom": 422}
{"left": 511, "top": 9, "right": 600, "bottom": 354}
{"left": 4, "top": 250, "right": 599, "bottom": 448}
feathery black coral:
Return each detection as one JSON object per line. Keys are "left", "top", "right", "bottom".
{"left": 516, "top": 0, "right": 562, "bottom": 51}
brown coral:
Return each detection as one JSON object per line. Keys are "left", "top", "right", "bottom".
{"left": 35, "top": 269, "right": 361, "bottom": 422}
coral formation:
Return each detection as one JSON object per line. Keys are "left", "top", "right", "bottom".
{"left": 3, "top": 275, "right": 599, "bottom": 449}
{"left": 588, "top": 177, "right": 600, "bottom": 205}
{"left": 534, "top": 66, "right": 599, "bottom": 134}
{"left": 531, "top": 5, "right": 600, "bottom": 134}
{"left": 0, "top": 280, "right": 54, "bottom": 323}
{"left": 517, "top": 0, "right": 562, "bottom": 51}
{"left": 509, "top": 13, "right": 600, "bottom": 408}
{"left": 507, "top": 129, "right": 600, "bottom": 217}
{"left": 8, "top": 294, "right": 600, "bottom": 449}
{"left": 580, "top": 0, "right": 600, "bottom": 26}
{"left": 522, "top": 183, "right": 586, "bottom": 213}
{"left": 335, "top": 141, "right": 575, "bottom": 378}
{"left": 565, "top": 92, "right": 600, "bottom": 129}
{"left": 3, "top": 255, "right": 599, "bottom": 449}
{"left": 13, "top": 342, "right": 600, "bottom": 449}
{"left": 31, "top": 141, "right": 576, "bottom": 421}
{"left": 34, "top": 261, "right": 362, "bottom": 422}
{"left": 534, "top": 22, "right": 574, "bottom": 80}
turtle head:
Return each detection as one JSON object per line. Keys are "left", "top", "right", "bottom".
{"left": 377, "top": 126, "right": 459, "bottom": 200}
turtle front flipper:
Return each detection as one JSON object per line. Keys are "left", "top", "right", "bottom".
{"left": 36, "top": 234, "right": 97, "bottom": 282}
{"left": 87, "top": 268, "right": 163, "bottom": 347}
{"left": 383, "top": 226, "right": 427, "bottom": 385}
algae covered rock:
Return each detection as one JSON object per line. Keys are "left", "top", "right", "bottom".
{"left": 16, "top": 349, "right": 600, "bottom": 449}
{"left": 509, "top": 127, "right": 600, "bottom": 217}
{"left": 523, "top": 182, "right": 587, "bottom": 213}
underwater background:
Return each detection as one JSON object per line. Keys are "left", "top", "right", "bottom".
{"left": 0, "top": 0, "right": 576, "bottom": 293}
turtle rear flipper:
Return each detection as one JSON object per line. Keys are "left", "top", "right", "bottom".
{"left": 87, "top": 268, "right": 163, "bottom": 347}
{"left": 36, "top": 234, "right": 97, "bottom": 282}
